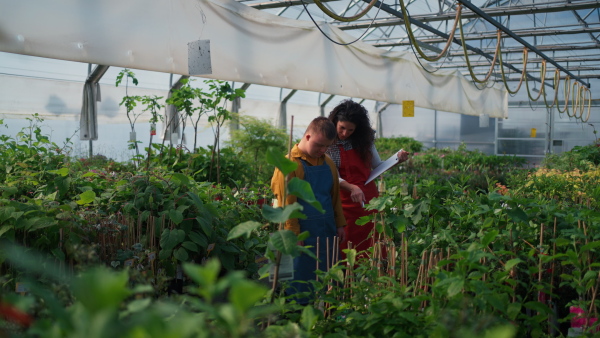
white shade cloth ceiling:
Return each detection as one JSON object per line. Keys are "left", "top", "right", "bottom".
{"left": 0, "top": 0, "right": 507, "bottom": 118}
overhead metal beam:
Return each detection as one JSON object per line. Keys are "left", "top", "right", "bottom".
{"left": 431, "top": 43, "right": 600, "bottom": 56}
{"left": 335, "top": 0, "right": 600, "bottom": 30}
{"left": 439, "top": 59, "right": 600, "bottom": 67}
{"left": 360, "top": 0, "right": 546, "bottom": 86}
{"left": 455, "top": 0, "right": 590, "bottom": 87}
{"left": 368, "top": 25, "right": 600, "bottom": 45}
{"left": 468, "top": 72, "right": 600, "bottom": 80}
{"left": 247, "top": 0, "right": 336, "bottom": 10}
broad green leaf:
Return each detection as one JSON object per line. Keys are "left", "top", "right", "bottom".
{"left": 506, "top": 207, "right": 528, "bottom": 223}
{"left": 174, "top": 247, "right": 189, "bottom": 261}
{"left": 300, "top": 306, "right": 321, "bottom": 331}
{"left": 228, "top": 221, "right": 263, "bottom": 240}
{"left": 365, "top": 195, "right": 393, "bottom": 211}
{"left": 482, "top": 217, "right": 494, "bottom": 228}
{"left": 29, "top": 217, "right": 57, "bottom": 231}
{"left": 583, "top": 270, "right": 597, "bottom": 282}
{"left": 554, "top": 238, "right": 571, "bottom": 247}
{"left": 287, "top": 177, "right": 324, "bottom": 213}
{"left": 170, "top": 173, "right": 190, "bottom": 186}
{"left": 355, "top": 215, "right": 372, "bottom": 226}
{"left": 229, "top": 280, "right": 268, "bottom": 312}
{"left": 169, "top": 209, "right": 184, "bottom": 225}
{"left": 181, "top": 241, "right": 199, "bottom": 253}
{"left": 0, "top": 225, "right": 12, "bottom": 238}
{"left": 483, "top": 325, "right": 517, "bottom": 338}
{"left": 262, "top": 203, "right": 305, "bottom": 223}
{"left": 188, "top": 231, "right": 208, "bottom": 249}
{"left": 344, "top": 249, "right": 357, "bottom": 267}
{"left": 486, "top": 293, "right": 508, "bottom": 313}
{"left": 0, "top": 207, "right": 15, "bottom": 222}
{"left": 72, "top": 267, "right": 131, "bottom": 314}
{"left": 481, "top": 230, "right": 499, "bottom": 247}
{"left": 269, "top": 230, "right": 299, "bottom": 256}
{"left": 581, "top": 240, "right": 600, "bottom": 252}
{"left": 11, "top": 211, "right": 23, "bottom": 221}
{"left": 507, "top": 302, "right": 521, "bottom": 320}
{"left": 125, "top": 298, "right": 151, "bottom": 314}
{"left": 49, "top": 167, "right": 69, "bottom": 177}
{"left": 184, "top": 260, "right": 221, "bottom": 301}
{"left": 504, "top": 258, "right": 523, "bottom": 271}
{"left": 196, "top": 215, "right": 213, "bottom": 237}
{"left": 76, "top": 190, "right": 96, "bottom": 205}
{"left": 158, "top": 248, "right": 172, "bottom": 260}
{"left": 266, "top": 147, "right": 297, "bottom": 176}
{"left": 187, "top": 191, "right": 204, "bottom": 208}
{"left": 297, "top": 231, "right": 310, "bottom": 242}
{"left": 524, "top": 301, "right": 550, "bottom": 315}
{"left": 447, "top": 278, "right": 464, "bottom": 297}
{"left": 160, "top": 229, "right": 185, "bottom": 251}
{"left": 51, "top": 247, "right": 65, "bottom": 261}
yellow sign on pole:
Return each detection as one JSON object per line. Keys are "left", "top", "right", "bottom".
{"left": 402, "top": 100, "right": 414, "bottom": 117}
{"left": 530, "top": 128, "right": 537, "bottom": 138}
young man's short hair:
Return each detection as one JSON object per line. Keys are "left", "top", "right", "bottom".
{"left": 306, "top": 117, "right": 336, "bottom": 140}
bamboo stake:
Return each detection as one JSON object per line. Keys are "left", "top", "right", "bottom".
{"left": 326, "top": 237, "right": 330, "bottom": 272}
{"left": 538, "top": 224, "right": 544, "bottom": 284}
{"left": 270, "top": 116, "right": 294, "bottom": 302}
{"left": 550, "top": 218, "right": 557, "bottom": 296}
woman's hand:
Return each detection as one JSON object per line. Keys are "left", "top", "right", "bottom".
{"left": 350, "top": 184, "right": 365, "bottom": 204}
{"left": 397, "top": 149, "right": 410, "bottom": 162}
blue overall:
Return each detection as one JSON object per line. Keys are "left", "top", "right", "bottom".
{"left": 287, "top": 160, "right": 337, "bottom": 304}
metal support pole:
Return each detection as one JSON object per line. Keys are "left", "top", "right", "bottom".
{"left": 433, "top": 110, "right": 438, "bottom": 149}
{"left": 88, "top": 64, "right": 93, "bottom": 158}
{"left": 375, "top": 102, "right": 390, "bottom": 137}
{"left": 319, "top": 94, "right": 336, "bottom": 117}
{"left": 230, "top": 83, "right": 251, "bottom": 131}
{"left": 84, "top": 63, "right": 109, "bottom": 158}
{"left": 279, "top": 89, "right": 297, "bottom": 129}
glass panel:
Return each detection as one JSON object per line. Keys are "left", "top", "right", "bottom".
{"left": 497, "top": 139, "right": 546, "bottom": 156}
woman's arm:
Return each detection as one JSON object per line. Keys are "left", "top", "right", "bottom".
{"left": 339, "top": 179, "right": 365, "bottom": 203}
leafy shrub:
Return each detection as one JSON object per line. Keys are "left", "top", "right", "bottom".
{"left": 542, "top": 143, "right": 600, "bottom": 171}
{"left": 228, "top": 115, "right": 288, "bottom": 184}
{"left": 375, "top": 136, "right": 423, "bottom": 159}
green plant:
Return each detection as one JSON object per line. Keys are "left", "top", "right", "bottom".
{"left": 227, "top": 115, "right": 288, "bottom": 183}
{"left": 116, "top": 69, "right": 143, "bottom": 161}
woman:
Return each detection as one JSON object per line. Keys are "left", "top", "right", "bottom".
{"left": 326, "top": 99, "right": 409, "bottom": 257}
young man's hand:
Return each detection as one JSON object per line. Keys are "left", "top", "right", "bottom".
{"left": 337, "top": 226, "right": 346, "bottom": 243}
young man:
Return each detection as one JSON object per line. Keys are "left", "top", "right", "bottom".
{"left": 271, "top": 117, "right": 346, "bottom": 303}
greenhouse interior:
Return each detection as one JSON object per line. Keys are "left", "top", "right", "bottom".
{"left": 1, "top": 0, "right": 600, "bottom": 336}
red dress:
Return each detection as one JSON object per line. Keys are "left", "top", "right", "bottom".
{"left": 338, "top": 145, "right": 379, "bottom": 256}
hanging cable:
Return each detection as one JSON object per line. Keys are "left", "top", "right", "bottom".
{"left": 558, "top": 75, "right": 571, "bottom": 116}
{"left": 524, "top": 59, "right": 546, "bottom": 102}
{"left": 457, "top": 22, "right": 501, "bottom": 84}
{"left": 299, "top": 0, "right": 384, "bottom": 46}
{"left": 542, "top": 69, "right": 560, "bottom": 109}
{"left": 581, "top": 87, "right": 592, "bottom": 123}
{"left": 313, "top": 0, "right": 379, "bottom": 22}
{"left": 400, "top": 0, "right": 461, "bottom": 62}
{"left": 572, "top": 81, "right": 581, "bottom": 119}
{"left": 499, "top": 48, "right": 527, "bottom": 95}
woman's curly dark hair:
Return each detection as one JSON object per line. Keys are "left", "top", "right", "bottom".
{"left": 328, "top": 99, "right": 374, "bottom": 165}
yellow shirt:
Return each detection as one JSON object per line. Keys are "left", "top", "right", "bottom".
{"left": 270, "top": 144, "right": 346, "bottom": 235}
